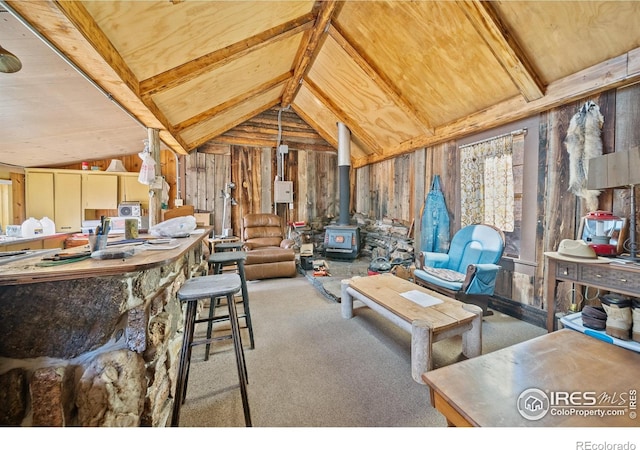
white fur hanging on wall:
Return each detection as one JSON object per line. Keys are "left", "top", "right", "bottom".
{"left": 564, "top": 100, "right": 604, "bottom": 211}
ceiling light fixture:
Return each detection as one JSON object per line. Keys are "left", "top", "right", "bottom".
{"left": 0, "top": 44, "right": 22, "bottom": 73}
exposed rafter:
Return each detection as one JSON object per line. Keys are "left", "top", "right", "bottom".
{"left": 304, "top": 79, "right": 384, "bottom": 155}
{"left": 139, "top": 14, "right": 315, "bottom": 97}
{"left": 281, "top": 0, "right": 340, "bottom": 107}
{"left": 327, "top": 23, "right": 434, "bottom": 136}
{"left": 459, "top": 0, "right": 545, "bottom": 102}
{"left": 173, "top": 73, "right": 292, "bottom": 133}
{"left": 187, "top": 99, "right": 281, "bottom": 149}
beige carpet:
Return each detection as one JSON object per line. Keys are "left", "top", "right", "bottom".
{"left": 178, "top": 273, "right": 546, "bottom": 427}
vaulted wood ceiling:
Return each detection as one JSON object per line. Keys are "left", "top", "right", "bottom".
{"left": 3, "top": 1, "right": 640, "bottom": 169}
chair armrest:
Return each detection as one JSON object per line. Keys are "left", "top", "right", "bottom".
{"left": 462, "top": 263, "right": 501, "bottom": 295}
{"left": 242, "top": 242, "right": 258, "bottom": 251}
{"left": 416, "top": 251, "right": 449, "bottom": 270}
{"left": 280, "top": 239, "right": 295, "bottom": 249}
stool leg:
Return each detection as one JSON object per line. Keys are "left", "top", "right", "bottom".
{"left": 171, "top": 300, "right": 197, "bottom": 427}
{"left": 237, "top": 260, "right": 255, "bottom": 349}
{"left": 227, "top": 292, "right": 252, "bottom": 426}
{"left": 204, "top": 295, "right": 219, "bottom": 361}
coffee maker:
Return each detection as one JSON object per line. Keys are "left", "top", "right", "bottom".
{"left": 583, "top": 210, "right": 620, "bottom": 256}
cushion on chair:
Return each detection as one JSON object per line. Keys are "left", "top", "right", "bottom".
{"left": 420, "top": 267, "right": 466, "bottom": 283}
{"left": 245, "top": 247, "right": 295, "bottom": 265}
{"left": 414, "top": 268, "right": 464, "bottom": 292}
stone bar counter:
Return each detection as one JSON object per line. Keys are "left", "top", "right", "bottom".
{"left": 0, "top": 228, "right": 211, "bottom": 426}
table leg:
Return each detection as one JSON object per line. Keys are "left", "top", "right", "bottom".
{"left": 461, "top": 304, "right": 482, "bottom": 359}
{"left": 545, "top": 257, "right": 558, "bottom": 333}
{"left": 411, "top": 319, "right": 432, "bottom": 384}
{"left": 341, "top": 279, "right": 353, "bottom": 319}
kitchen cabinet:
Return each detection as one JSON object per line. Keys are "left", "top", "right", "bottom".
{"left": 119, "top": 174, "right": 149, "bottom": 209}
{"left": 25, "top": 171, "right": 54, "bottom": 220}
{"left": 54, "top": 172, "right": 82, "bottom": 232}
{"left": 82, "top": 173, "right": 118, "bottom": 209}
{"left": 25, "top": 169, "right": 148, "bottom": 232}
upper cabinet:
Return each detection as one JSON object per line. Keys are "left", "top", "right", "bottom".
{"left": 25, "top": 171, "right": 54, "bottom": 220}
{"left": 81, "top": 173, "right": 118, "bottom": 210}
{"left": 24, "top": 168, "right": 150, "bottom": 233}
{"left": 54, "top": 172, "right": 82, "bottom": 233}
{"left": 119, "top": 173, "right": 149, "bottom": 209}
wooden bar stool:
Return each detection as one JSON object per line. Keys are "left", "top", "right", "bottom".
{"left": 206, "top": 251, "right": 255, "bottom": 357}
{"left": 214, "top": 241, "right": 244, "bottom": 252}
{"left": 172, "top": 273, "right": 251, "bottom": 427}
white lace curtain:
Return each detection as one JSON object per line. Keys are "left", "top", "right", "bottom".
{"left": 460, "top": 134, "right": 515, "bottom": 232}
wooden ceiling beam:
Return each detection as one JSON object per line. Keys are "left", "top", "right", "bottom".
{"left": 290, "top": 104, "right": 339, "bottom": 152}
{"left": 459, "top": 0, "right": 545, "bottom": 102}
{"left": 328, "top": 23, "right": 434, "bottom": 135}
{"left": 139, "top": 14, "right": 314, "bottom": 98}
{"left": 173, "top": 73, "right": 291, "bottom": 133}
{"left": 281, "top": 0, "right": 340, "bottom": 107}
{"left": 186, "top": 99, "right": 281, "bottom": 149}
{"left": 303, "top": 79, "right": 384, "bottom": 155}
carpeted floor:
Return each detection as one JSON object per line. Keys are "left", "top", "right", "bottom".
{"left": 178, "top": 267, "right": 546, "bottom": 428}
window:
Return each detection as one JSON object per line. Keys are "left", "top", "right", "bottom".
{"left": 459, "top": 131, "right": 525, "bottom": 258}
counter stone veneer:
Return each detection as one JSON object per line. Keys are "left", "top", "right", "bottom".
{"left": 0, "top": 233, "right": 208, "bottom": 426}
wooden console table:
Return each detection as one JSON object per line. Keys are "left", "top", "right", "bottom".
{"left": 544, "top": 256, "right": 640, "bottom": 332}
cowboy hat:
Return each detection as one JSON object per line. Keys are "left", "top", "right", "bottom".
{"left": 544, "top": 239, "right": 611, "bottom": 263}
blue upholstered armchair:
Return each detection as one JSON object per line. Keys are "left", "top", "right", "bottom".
{"left": 413, "top": 224, "right": 505, "bottom": 316}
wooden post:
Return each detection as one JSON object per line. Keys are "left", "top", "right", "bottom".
{"left": 148, "top": 128, "right": 162, "bottom": 227}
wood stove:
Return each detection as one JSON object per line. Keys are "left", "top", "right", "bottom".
{"left": 324, "top": 225, "right": 360, "bottom": 260}
{"left": 324, "top": 122, "right": 360, "bottom": 260}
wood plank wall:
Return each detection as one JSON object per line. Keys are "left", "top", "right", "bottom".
{"left": 185, "top": 144, "right": 339, "bottom": 238}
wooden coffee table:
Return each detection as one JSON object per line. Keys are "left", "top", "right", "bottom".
{"left": 341, "top": 273, "right": 482, "bottom": 383}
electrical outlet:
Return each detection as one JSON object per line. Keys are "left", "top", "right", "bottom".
{"left": 175, "top": 198, "right": 184, "bottom": 206}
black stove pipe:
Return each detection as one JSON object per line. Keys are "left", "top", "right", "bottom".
{"left": 337, "top": 122, "right": 351, "bottom": 226}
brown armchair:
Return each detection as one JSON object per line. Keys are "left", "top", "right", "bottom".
{"left": 241, "top": 213, "right": 297, "bottom": 280}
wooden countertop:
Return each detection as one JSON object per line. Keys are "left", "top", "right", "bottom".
{"left": 0, "top": 227, "right": 211, "bottom": 286}
{"left": 0, "top": 233, "right": 69, "bottom": 245}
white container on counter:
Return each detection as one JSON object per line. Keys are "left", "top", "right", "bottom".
{"left": 5, "top": 225, "right": 21, "bottom": 237}
{"left": 40, "top": 216, "right": 56, "bottom": 235}
{"left": 21, "top": 217, "right": 43, "bottom": 237}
